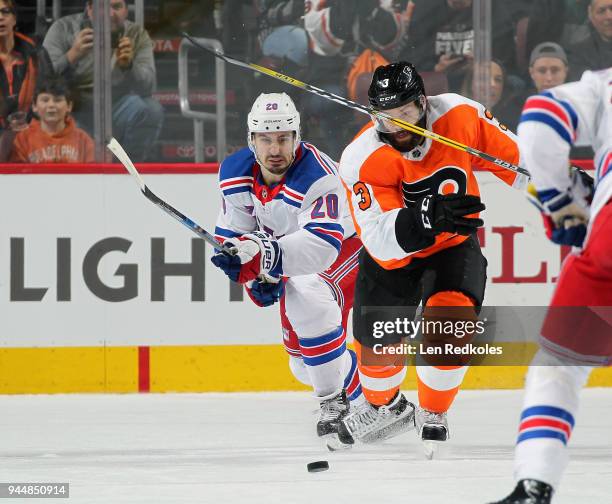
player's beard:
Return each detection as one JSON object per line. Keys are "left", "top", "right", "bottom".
{"left": 380, "top": 115, "right": 427, "bottom": 153}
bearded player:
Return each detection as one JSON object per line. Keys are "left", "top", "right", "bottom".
{"left": 337, "top": 62, "right": 528, "bottom": 456}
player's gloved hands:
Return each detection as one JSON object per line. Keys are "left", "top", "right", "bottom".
{"left": 245, "top": 279, "right": 285, "bottom": 307}
{"left": 569, "top": 166, "right": 594, "bottom": 206}
{"left": 210, "top": 231, "right": 283, "bottom": 283}
{"left": 527, "top": 180, "right": 590, "bottom": 248}
{"left": 416, "top": 193, "right": 485, "bottom": 236}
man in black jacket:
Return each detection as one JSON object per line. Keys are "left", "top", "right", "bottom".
{"left": 567, "top": 0, "right": 612, "bottom": 80}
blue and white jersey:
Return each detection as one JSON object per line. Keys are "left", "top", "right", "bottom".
{"left": 215, "top": 142, "right": 355, "bottom": 277}
{"left": 518, "top": 68, "right": 612, "bottom": 223}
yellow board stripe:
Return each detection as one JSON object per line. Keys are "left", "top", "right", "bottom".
{"left": 0, "top": 345, "right": 610, "bottom": 394}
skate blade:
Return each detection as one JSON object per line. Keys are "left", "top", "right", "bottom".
{"left": 322, "top": 433, "right": 352, "bottom": 452}
{"left": 423, "top": 440, "right": 439, "bottom": 459}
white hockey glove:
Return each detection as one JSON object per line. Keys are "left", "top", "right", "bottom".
{"left": 211, "top": 231, "right": 283, "bottom": 284}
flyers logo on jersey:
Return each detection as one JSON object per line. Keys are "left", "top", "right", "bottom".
{"left": 402, "top": 166, "right": 467, "bottom": 207}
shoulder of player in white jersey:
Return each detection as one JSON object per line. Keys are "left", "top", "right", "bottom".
{"left": 218, "top": 147, "right": 256, "bottom": 198}
{"left": 282, "top": 142, "right": 340, "bottom": 208}
{"left": 219, "top": 147, "right": 256, "bottom": 181}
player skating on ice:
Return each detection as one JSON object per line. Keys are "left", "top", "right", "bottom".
{"left": 491, "top": 68, "right": 612, "bottom": 503}
{"left": 337, "top": 62, "right": 527, "bottom": 456}
{"left": 210, "top": 93, "right": 363, "bottom": 450}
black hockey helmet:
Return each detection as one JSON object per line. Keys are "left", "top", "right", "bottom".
{"left": 368, "top": 61, "right": 426, "bottom": 110}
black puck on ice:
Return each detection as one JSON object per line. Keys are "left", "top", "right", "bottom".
{"left": 307, "top": 460, "right": 329, "bottom": 473}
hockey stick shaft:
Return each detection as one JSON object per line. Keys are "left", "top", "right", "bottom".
{"left": 183, "top": 32, "right": 530, "bottom": 178}
{"left": 107, "top": 138, "right": 224, "bottom": 251}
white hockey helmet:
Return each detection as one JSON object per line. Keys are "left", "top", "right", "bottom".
{"left": 247, "top": 92, "right": 301, "bottom": 154}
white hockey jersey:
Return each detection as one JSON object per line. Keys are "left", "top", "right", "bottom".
{"left": 215, "top": 142, "right": 355, "bottom": 277}
{"left": 518, "top": 68, "right": 612, "bottom": 224}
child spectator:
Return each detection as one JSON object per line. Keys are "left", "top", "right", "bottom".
{"left": 10, "top": 78, "right": 94, "bottom": 163}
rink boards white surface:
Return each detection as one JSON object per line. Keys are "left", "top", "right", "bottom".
{"left": 1, "top": 389, "right": 611, "bottom": 504}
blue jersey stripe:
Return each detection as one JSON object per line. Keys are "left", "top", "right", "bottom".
{"left": 305, "top": 228, "right": 342, "bottom": 252}
{"left": 282, "top": 195, "right": 302, "bottom": 208}
{"left": 520, "top": 405, "right": 575, "bottom": 427}
{"left": 541, "top": 91, "right": 579, "bottom": 131}
{"left": 348, "top": 385, "right": 363, "bottom": 402}
{"left": 304, "top": 143, "right": 337, "bottom": 175}
{"left": 520, "top": 111, "right": 572, "bottom": 144}
{"left": 517, "top": 429, "right": 568, "bottom": 445}
{"left": 304, "top": 222, "right": 344, "bottom": 233}
{"left": 302, "top": 344, "right": 346, "bottom": 366}
{"left": 537, "top": 188, "right": 562, "bottom": 203}
{"left": 222, "top": 186, "right": 252, "bottom": 197}
{"left": 343, "top": 351, "right": 358, "bottom": 389}
{"left": 299, "top": 326, "right": 344, "bottom": 348}
{"left": 214, "top": 226, "right": 241, "bottom": 239}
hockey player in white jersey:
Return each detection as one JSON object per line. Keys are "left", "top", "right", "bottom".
{"left": 211, "top": 93, "right": 363, "bottom": 449}
{"left": 491, "top": 69, "right": 612, "bottom": 503}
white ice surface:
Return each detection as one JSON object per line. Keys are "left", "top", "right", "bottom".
{"left": 1, "top": 390, "right": 611, "bottom": 504}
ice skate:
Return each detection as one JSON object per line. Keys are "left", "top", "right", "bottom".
{"left": 415, "top": 407, "right": 449, "bottom": 459}
{"left": 337, "top": 392, "right": 415, "bottom": 444}
{"left": 317, "top": 389, "right": 352, "bottom": 451}
{"left": 489, "top": 479, "right": 553, "bottom": 504}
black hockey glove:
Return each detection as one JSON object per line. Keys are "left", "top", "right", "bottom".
{"left": 395, "top": 193, "right": 485, "bottom": 254}
{"left": 417, "top": 193, "right": 485, "bottom": 236}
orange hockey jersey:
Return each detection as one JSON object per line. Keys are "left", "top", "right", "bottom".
{"left": 339, "top": 93, "right": 526, "bottom": 270}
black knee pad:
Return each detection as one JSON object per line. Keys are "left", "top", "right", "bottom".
{"left": 421, "top": 236, "right": 487, "bottom": 312}
{"left": 353, "top": 251, "right": 420, "bottom": 348}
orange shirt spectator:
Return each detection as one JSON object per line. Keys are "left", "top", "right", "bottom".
{"left": 10, "top": 79, "right": 93, "bottom": 163}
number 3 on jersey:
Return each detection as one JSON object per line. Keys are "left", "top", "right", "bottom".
{"left": 353, "top": 182, "right": 372, "bottom": 210}
{"left": 311, "top": 194, "right": 339, "bottom": 219}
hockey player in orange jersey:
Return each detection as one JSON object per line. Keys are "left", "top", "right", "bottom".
{"left": 336, "top": 61, "right": 528, "bottom": 455}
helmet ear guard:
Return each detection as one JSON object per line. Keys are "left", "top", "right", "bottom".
{"left": 247, "top": 92, "right": 301, "bottom": 156}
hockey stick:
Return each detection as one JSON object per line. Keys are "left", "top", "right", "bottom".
{"left": 107, "top": 137, "right": 229, "bottom": 253}
{"left": 182, "top": 32, "right": 530, "bottom": 178}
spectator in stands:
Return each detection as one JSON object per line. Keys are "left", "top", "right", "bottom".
{"left": 43, "top": 0, "right": 163, "bottom": 161}
{"left": 526, "top": 0, "right": 592, "bottom": 60}
{"left": 405, "top": 0, "right": 516, "bottom": 92}
{"left": 256, "top": 1, "right": 309, "bottom": 81}
{"left": 528, "top": 42, "right": 569, "bottom": 92}
{"left": 9, "top": 78, "right": 94, "bottom": 163}
{"left": 301, "top": 0, "right": 406, "bottom": 157}
{"left": 461, "top": 59, "right": 523, "bottom": 132}
{"left": 567, "top": 0, "right": 612, "bottom": 80}
{"left": 0, "top": 0, "right": 52, "bottom": 131}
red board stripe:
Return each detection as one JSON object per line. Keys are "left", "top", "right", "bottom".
{"left": 138, "top": 346, "right": 150, "bottom": 393}
{"left": 0, "top": 163, "right": 220, "bottom": 174}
